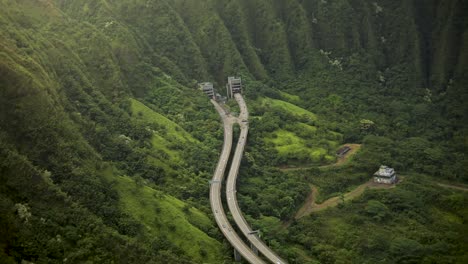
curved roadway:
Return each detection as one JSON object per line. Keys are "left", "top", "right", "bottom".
{"left": 226, "top": 94, "right": 287, "bottom": 264}
{"left": 209, "top": 99, "right": 266, "bottom": 264}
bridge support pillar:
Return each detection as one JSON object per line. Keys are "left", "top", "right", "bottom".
{"left": 250, "top": 243, "right": 258, "bottom": 255}
{"left": 234, "top": 249, "right": 242, "bottom": 262}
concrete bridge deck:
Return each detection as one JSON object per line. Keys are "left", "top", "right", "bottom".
{"left": 210, "top": 94, "right": 286, "bottom": 264}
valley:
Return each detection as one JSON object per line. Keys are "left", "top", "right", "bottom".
{"left": 1, "top": 0, "right": 467, "bottom": 263}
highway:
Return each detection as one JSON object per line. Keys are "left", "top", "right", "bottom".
{"left": 209, "top": 99, "right": 266, "bottom": 264}
{"left": 226, "top": 94, "right": 287, "bottom": 264}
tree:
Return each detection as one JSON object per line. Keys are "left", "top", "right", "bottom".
{"left": 365, "top": 200, "right": 389, "bottom": 221}
{"left": 389, "top": 237, "right": 425, "bottom": 263}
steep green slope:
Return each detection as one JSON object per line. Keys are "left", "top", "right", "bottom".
{"left": 102, "top": 167, "right": 224, "bottom": 263}
{"left": 1, "top": 0, "right": 467, "bottom": 263}
{"left": 283, "top": 174, "right": 468, "bottom": 263}
{"left": 130, "top": 98, "right": 195, "bottom": 161}
{"left": 261, "top": 98, "right": 317, "bottom": 121}
{"left": 170, "top": 0, "right": 251, "bottom": 85}
{"left": 0, "top": 1, "right": 224, "bottom": 262}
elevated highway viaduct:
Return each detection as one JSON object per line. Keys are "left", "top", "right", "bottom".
{"left": 209, "top": 99, "right": 266, "bottom": 264}
{"left": 226, "top": 94, "right": 287, "bottom": 264}
{"left": 210, "top": 94, "right": 286, "bottom": 264}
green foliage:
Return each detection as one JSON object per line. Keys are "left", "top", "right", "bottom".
{"left": 261, "top": 97, "right": 317, "bottom": 122}
{"left": 248, "top": 96, "right": 340, "bottom": 165}
{"left": 265, "top": 129, "right": 333, "bottom": 164}
{"left": 103, "top": 169, "right": 224, "bottom": 263}
{"left": 0, "top": 138, "right": 192, "bottom": 263}
{"left": 240, "top": 0, "right": 294, "bottom": 80}
{"left": 216, "top": 0, "right": 269, "bottom": 80}
{"left": 389, "top": 237, "right": 425, "bottom": 263}
{"left": 286, "top": 176, "right": 468, "bottom": 263}
{"left": 170, "top": 0, "right": 251, "bottom": 85}
{"left": 130, "top": 97, "right": 196, "bottom": 148}
{"left": 365, "top": 200, "right": 390, "bottom": 222}
{"left": 238, "top": 168, "right": 309, "bottom": 220}
{"left": 1, "top": 0, "right": 467, "bottom": 263}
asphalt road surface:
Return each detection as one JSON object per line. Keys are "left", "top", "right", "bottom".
{"left": 209, "top": 99, "right": 266, "bottom": 264}
{"left": 225, "top": 94, "right": 287, "bottom": 264}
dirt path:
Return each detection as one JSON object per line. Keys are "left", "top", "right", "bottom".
{"left": 279, "top": 144, "right": 361, "bottom": 171}
{"left": 292, "top": 178, "right": 467, "bottom": 221}
{"left": 294, "top": 180, "right": 395, "bottom": 219}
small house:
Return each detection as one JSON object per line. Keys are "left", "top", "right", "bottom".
{"left": 336, "top": 146, "right": 351, "bottom": 157}
{"left": 373, "top": 165, "right": 397, "bottom": 184}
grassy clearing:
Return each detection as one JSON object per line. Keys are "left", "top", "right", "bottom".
{"left": 269, "top": 130, "right": 303, "bottom": 148}
{"left": 102, "top": 167, "right": 224, "bottom": 263}
{"left": 130, "top": 98, "right": 196, "bottom": 143}
{"left": 279, "top": 91, "right": 302, "bottom": 105}
{"left": 262, "top": 97, "right": 317, "bottom": 121}
{"left": 150, "top": 134, "right": 179, "bottom": 159}
{"left": 253, "top": 96, "right": 344, "bottom": 165}
{"left": 130, "top": 98, "right": 198, "bottom": 163}
{"left": 282, "top": 144, "right": 361, "bottom": 172}
{"left": 310, "top": 148, "right": 328, "bottom": 161}
{"left": 147, "top": 155, "right": 176, "bottom": 175}
{"left": 266, "top": 129, "right": 330, "bottom": 163}
{"left": 295, "top": 123, "right": 318, "bottom": 134}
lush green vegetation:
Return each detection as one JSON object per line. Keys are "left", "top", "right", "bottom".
{"left": 248, "top": 94, "right": 342, "bottom": 165}
{"left": 261, "top": 98, "right": 318, "bottom": 121}
{"left": 102, "top": 166, "right": 225, "bottom": 263}
{"left": 1, "top": 0, "right": 467, "bottom": 263}
{"left": 282, "top": 176, "right": 468, "bottom": 263}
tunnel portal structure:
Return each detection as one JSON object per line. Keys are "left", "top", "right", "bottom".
{"left": 199, "top": 82, "right": 215, "bottom": 99}
{"left": 227, "top": 76, "right": 243, "bottom": 98}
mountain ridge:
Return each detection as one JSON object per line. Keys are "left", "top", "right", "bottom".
{"left": 0, "top": 0, "right": 467, "bottom": 263}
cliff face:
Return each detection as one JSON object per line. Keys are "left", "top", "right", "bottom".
{"left": 49, "top": 0, "right": 467, "bottom": 91}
